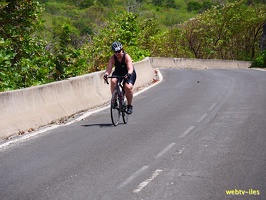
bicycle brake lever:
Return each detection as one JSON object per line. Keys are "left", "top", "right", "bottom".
{"left": 104, "top": 74, "right": 109, "bottom": 84}
{"left": 104, "top": 79, "right": 109, "bottom": 84}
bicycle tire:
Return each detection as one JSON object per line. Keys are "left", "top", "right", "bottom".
{"left": 122, "top": 100, "right": 129, "bottom": 124}
{"left": 110, "top": 90, "right": 120, "bottom": 126}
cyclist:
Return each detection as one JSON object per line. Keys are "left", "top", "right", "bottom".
{"left": 104, "top": 41, "right": 137, "bottom": 114}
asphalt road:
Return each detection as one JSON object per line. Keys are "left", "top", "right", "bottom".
{"left": 1, "top": 68, "right": 266, "bottom": 200}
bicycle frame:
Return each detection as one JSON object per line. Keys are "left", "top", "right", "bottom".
{"left": 105, "top": 75, "right": 125, "bottom": 96}
{"left": 105, "top": 75, "right": 128, "bottom": 126}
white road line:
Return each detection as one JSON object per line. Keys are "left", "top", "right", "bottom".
{"left": 180, "top": 126, "right": 195, "bottom": 138}
{"left": 133, "top": 169, "right": 163, "bottom": 193}
{"left": 197, "top": 113, "right": 208, "bottom": 123}
{"left": 155, "top": 143, "right": 176, "bottom": 158}
{"left": 0, "top": 106, "right": 108, "bottom": 151}
{"left": 209, "top": 103, "right": 217, "bottom": 111}
{"left": 0, "top": 125, "right": 60, "bottom": 150}
{"left": 117, "top": 166, "right": 149, "bottom": 189}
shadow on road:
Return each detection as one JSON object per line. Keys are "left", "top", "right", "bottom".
{"left": 81, "top": 123, "right": 113, "bottom": 128}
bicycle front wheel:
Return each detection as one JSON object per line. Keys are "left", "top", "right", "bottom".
{"left": 110, "top": 90, "right": 120, "bottom": 126}
{"left": 122, "top": 100, "right": 129, "bottom": 124}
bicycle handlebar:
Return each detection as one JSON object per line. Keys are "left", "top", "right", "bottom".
{"left": 104, "top": 75, "right": 126, "bottom": 85}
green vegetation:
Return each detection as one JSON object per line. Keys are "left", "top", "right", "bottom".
{"left": 250, "top": 50, "right": 266, "bottom": 68}
{"left": 0, "top": 0, "right": 266, "bottom": 92}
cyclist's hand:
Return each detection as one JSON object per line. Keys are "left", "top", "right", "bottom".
{"left": 124, "top": 73, "right": 131, "bottom": 80}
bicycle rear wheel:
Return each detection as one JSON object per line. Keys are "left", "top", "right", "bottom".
{"left": 110, "top": 90, "right": 120, "bottom": 126}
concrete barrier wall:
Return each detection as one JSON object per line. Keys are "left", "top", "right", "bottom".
{"left": 150, "top": 57, "right": 251, "bottom": 69}
{"left": 0, "top": 57, "right": 251, "bottom": 140}
{"left": 0, "top": 58, "right": 155, "bottom": 139}
{"left": 133, "top": 57, "right": 155, "bottom": 88}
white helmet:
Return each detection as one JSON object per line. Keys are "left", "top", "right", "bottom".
{"left": 111, "top": 41, "right": 123, "bottom": 52}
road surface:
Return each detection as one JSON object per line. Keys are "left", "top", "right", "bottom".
{"left": 1, "top": 68, "right": 266, "bottom": 199}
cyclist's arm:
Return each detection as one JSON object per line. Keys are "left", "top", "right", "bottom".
{"left": 125, "top": 54, "right": 134, "bottom": 74}
{"left": 105, "top": 55, "right": 115, "bottom": 75}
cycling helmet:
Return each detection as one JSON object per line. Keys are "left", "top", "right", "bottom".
{"left": 111, "top": 41, "right": 123, "bottom": 52}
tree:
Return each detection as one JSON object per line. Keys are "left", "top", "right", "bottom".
{"left": 165, "top": 0, "right": 176, "bottom": 8}
{"left": 0, "top": 0, "right": 54, "bottom": 91}
{"left": 179, "top": 0, "right": 266, "bottom": 60}
{"left": 83, "top": 12, "right": 155, "bottom": 71}
{"left": 97, "top": 0, "right": 112, "bottom": 6}
{"left": 187, "top": 1, "right": 202, "bottom": 12}
{"left": 152, "top": 0, "right": 163, "bottom": 6}
{"left": 79, "top": 0, "right": 94, "bottom": 8}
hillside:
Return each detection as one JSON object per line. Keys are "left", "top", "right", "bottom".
{"left": 39, "top": 0, "right": 199, "bottom": 43}
{"left": 0, "top": 0, "right": 265, "bottom": 92}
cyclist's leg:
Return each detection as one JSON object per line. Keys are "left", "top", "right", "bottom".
{"left": 110, "top": 71, "right": 118, "bottom": 94}
{"left": 124, "top": 82, "right": 133, "bottom": 105}
{"left": 124, "top": 70, "right": 136, "bottom": 104}
{"left": 110, "top": 78, "right": 117, "bottom": 94}
{"left": 124, "top": 70, "right": 136, "bottom": 114}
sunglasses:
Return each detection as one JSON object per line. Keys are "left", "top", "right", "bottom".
{"left": 115, "top": 50, "right": 122, "bottom": 53}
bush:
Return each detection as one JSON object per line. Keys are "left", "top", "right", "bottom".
{"left": 250, "top": 50, "right": 266, "bottom": 68}
{"left": 187, "top": 1, "right": 202, "bottom": 12}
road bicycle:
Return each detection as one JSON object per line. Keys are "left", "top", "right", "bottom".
{"left": 105, "top": 75, "right": 129, "bottom": 126}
